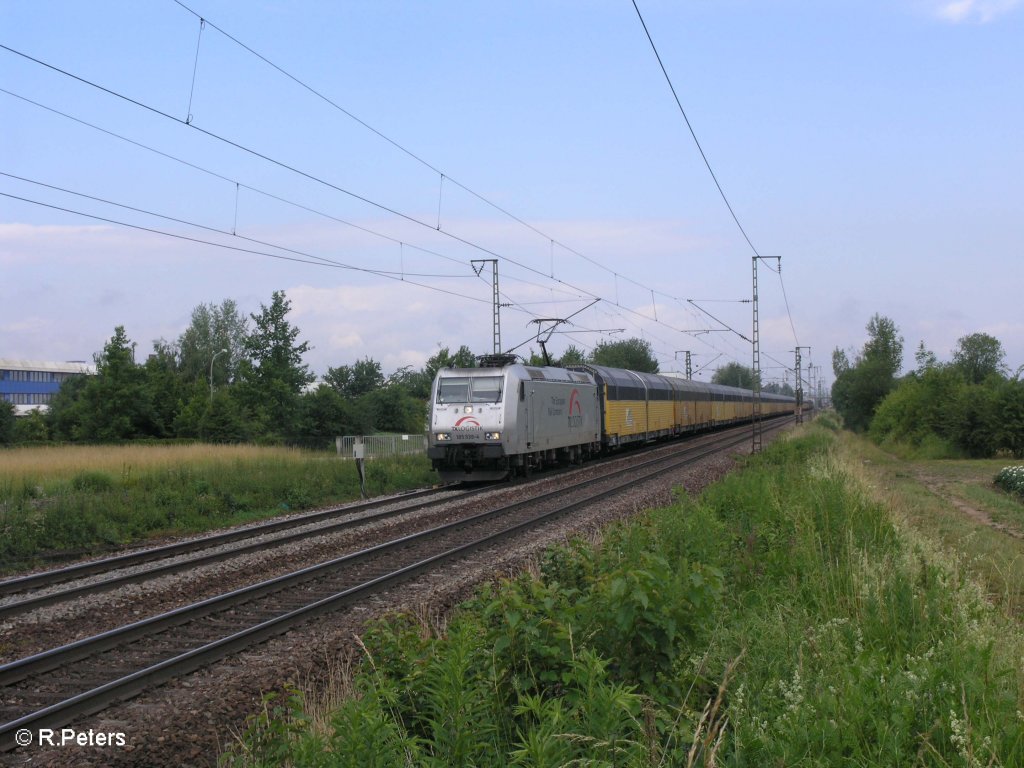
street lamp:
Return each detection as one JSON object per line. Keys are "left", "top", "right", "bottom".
{"left": 210, "top": 348, "right": 228, "bottom": 403}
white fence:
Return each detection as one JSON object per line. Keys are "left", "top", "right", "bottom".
{"left": 336, "top": 434, "right": 427, "bottom": 459}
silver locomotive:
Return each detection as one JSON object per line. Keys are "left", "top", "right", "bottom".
{"left": 427, "top": 357, "right": 601, "bottom": 482}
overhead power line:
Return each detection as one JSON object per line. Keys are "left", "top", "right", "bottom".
{"left": 169, "top": 0, "right": 688, "bottom": 307}
{"left": 2, "top": 87, "right": 596, "bottom": 311}
{"left": 2, "top": 30, "right": 764, "bottom": 364}
{"left": 0, "top": 45, "right": 734, "bottom": 353}
{"left": 631, "top": 0, "right": 760, "bottom": 257}
{"left": 630, "top": 1, "right": 802, "bottom": 348}
{"left": 3, "top": 182, "right": 460, "bottom": 281}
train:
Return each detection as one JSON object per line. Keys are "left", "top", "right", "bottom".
{"left": 427, "top": 354, "right": 800, "bottom": 482}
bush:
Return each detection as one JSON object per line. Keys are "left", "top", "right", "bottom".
{"left": 995, "top": 465, "right": 1024, "bottom": 498}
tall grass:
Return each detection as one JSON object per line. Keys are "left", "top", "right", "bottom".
{"left": 0, "top": 443, "right": 302, "bottom": 485}
{"left": 706, "top": 436, "right": 1023, "bottom": 765}
{"left": 0, "top": 444, "right": 436, "bottom": 569}
{"left": 223, "top": 427, "right": 1024, "bottom": 766}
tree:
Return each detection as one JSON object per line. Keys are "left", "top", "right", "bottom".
{"left": 46, "top": 372, "right": 89, "bottom": 440}
{"left": 143, "top": 345, "right": 186, "bottom": 437}
{"left": 832, "top": 357, "right": 895, "bottom": 432}
{"left": 590, "top": 337, "right": 658, "bottom": 373}
{"left": 913, "top": 341, "right": 938, "bottom": 376}
{"left": 325, "top": 358, "right": 385, "bottom": 399}
{"left": 424, "top": 345, "right": 476, "bottom": 383}
{"left": 13, "top": 408, "right": 50, "bottom": 443}
{"left": 832, "top": 348, "right": 851, "bottom": 377}
{"left": 712, "top": 362, "right": 757, "bottom": 389}
{"left": 296, "top": 385, "right": 363, "bottom": 441}
{"left": 387, "top": 366, "right": 431, "bottom": 400}
{"left": 0, "top": 400, "right": 15, "bottom": 445}
{"left": 831, "top": 314, "right": 903, "bottom": 432}
{"left": 361, "top": 386, "right": 426, "bottom": 434}
{"left": 73, "top": 326, "right": 158, "bottom": 440}
{"left": 993, "top": 380, "right": 1024, "bottom": 458}
{"left": 952, "top": 332, "right": 1006, "bottom": 385}
{"left": 863, "top": 313, "right": 904, "bottom": 377}
{"left": 236, "top": 290, "right": 315, "bottom": 434}
{"left": 174, "top": 387, "right": 251, "bottom": 442}
{"left": 173, "top": 299, "right": 249, "bottom": 386}
{"left": 558, "top": 345, "right": 587, "bottom": 367}
{"left": 870, "top": 366, "right": 964, "bottom": 448}
{"left": 525, "top": 349, "right": 549, "bottom": 367}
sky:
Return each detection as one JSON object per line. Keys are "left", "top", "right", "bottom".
{"left": 2, "top": 0, "right": 1022, "bottom": 395}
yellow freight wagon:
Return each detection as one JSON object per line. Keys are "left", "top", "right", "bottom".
{"left": 574, "top": 365, "right": 677, "bottom": 446}
{"left": 568, "top": 366, "right": 799, "bottom": 450}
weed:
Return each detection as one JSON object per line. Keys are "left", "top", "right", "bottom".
{"left": 221, "top": 428, "right": 1024, "bottom": 767}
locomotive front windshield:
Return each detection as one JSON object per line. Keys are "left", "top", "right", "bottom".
{"left": 436, "top": 376, "right": 504, "bottom": 404}
{"left": 469, "top": 376, "right": 503, "bottom": 403}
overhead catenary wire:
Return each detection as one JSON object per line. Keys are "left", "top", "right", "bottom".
{"left": 0, "top": 189, "right": 507, "bottom": 310}
{"left": 10, "top": 187, "right": 693, "bottom": 371}
{"left": 168, "top": 0, "right": 693, "bottom": 309}
{"left": 631, "top": 0, "right": 760, "bottom": 258}
{"left": 631, "top": 1, "right": 802, "bottom": 348}
{"left": 2, "top": 44, "right": 748, "bottom": 361}
{"left": 0, "top": 44, "right": 599, "bottom": 304}
{"left": 0, "top": 87, "right": 594, "bottom": 307}
{"left": 2, "top": 23, "right": 781, "bottom": 369}
{"left": 3, "top": 169, "right": 622, "bottom": 353}
{"left": 180, "top": 0, "right": 768, "bottom": 353}
{"left": 0, "top": 171, "right": 465, "bottom": 280}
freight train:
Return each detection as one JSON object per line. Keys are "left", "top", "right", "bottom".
{"left": 427, "top": 355, "right": 798, "bottom": 482}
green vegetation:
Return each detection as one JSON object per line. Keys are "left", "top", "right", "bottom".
{"left": 841, "top": 435, "right": 1024, "bottom": 619}
{"left": 589, "top": 337, "right": 660, "bottom": 373}
{"left": 831, "top": 313, "right": 904, "bottom": 433}
{"left": 996, "top": 465, "right": 1024, "bottom": 498}
{"left": 3, "top": 285, "right": 667, "bottom": 450}
{"left": 6, "top": 291, "right": 447, "bottom": 446}
{"left": 711, "top": 362, "right": 794, "bottom": 395}
{"left": 0, "top": 400, "right": 14, "bottom": 445}
{"left": 222, "top": 427, "right": 1024, "bottom": 767}
{"left": 0, "top": 444, "right": 435, "bottom": 569}
{"left": 832, "top": 318, "right": 1024, "bottom": 458}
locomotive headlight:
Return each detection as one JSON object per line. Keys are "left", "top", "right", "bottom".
{"left": 484, "top": 432, "right": 501, "bottom": 440}
{"left": 435, "top": 432, "right": 451, "bottom": 441}
{"left": 464, "top": 406, "right": 473, "bottom": 414}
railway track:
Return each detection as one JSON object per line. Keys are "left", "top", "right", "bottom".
{"left": 0, "top": 484, "right": 489, "bottom": 620}
{"left": 0, "top": 418, "right": 784, "bottom": 621}
{"left": 0, "top": 418, "right": 791, "bottom": 752}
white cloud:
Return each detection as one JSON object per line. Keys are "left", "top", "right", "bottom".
{"left": 0, "top": 223, "right": 111, "bottom": 239}
{"left": 932, "top": 0, "right": 1022, "bottom": 23}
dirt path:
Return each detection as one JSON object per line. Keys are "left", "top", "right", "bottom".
{"left": 911, "top": 470, "right": 1024, "bottom": 540}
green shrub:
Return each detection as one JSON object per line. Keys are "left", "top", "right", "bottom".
{"left": 69, "top": 470, "right": 116, "bottom": 493}
{"left": 995, "top": 465, "right": 1024, "bottom": 498}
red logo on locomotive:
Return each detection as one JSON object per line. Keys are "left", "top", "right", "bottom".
{"left": 455, "top": 416, "right": 481, "bottom": 427}
{"left": 569, "top": 389, "right": 583, "bottom": 416}
{"left": 567, "top": 388, "right": 584, "bottom": 428}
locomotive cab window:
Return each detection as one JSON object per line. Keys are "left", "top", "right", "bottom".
{"left": 437, "top": 376, "right": 504, "bottom": 404}
{"left": 470, "top": 376, "right": 504, "bottom": 403}
{"left": 437, "top": 377, "right": 471, "bottom": 403}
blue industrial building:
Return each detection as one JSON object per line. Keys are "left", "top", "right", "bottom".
{"left": 0, "top": 359, "right": 95, "bottom": 416}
